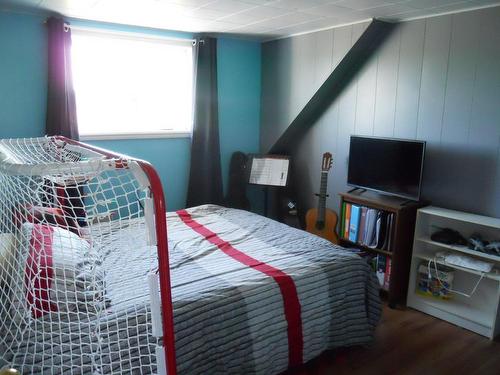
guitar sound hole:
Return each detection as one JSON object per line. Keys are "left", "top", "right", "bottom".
{"left": 315, "top": 221, "right": 325, "bottom": 230}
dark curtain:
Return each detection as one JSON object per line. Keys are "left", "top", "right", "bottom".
{"left": 45, "top": 17, "right": 85, "bottom": 225}
{"left": 186, "top": 37, "right": 223, "bottom": 207}
{"left": 46, "top": 17, "right": 79, "bottom": 140}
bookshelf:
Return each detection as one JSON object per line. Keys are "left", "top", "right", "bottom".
{"left": 339, "top": 191, "right": 427, "bottom": 308}
{"left": 407, "top": 206, "right": 500, "bottom": 339}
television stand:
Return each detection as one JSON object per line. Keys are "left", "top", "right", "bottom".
{"left": 338, "top": 191, "right": 428, "bottom": 307}
{"left": 347, "top": 187, "right": 367, "bottom": 194}
{"left": 400, "top": 199, "right": 416, "bottom": 206}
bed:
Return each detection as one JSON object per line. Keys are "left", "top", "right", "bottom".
{"left": 169, "top": 205, "right": 381, "bottom": 374}
{"left": 2, "top": 204, "right": 380, "bottom": 374}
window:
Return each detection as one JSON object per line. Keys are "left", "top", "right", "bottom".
{"left": 71, "top": 29, "right": 194, "bottom": 139}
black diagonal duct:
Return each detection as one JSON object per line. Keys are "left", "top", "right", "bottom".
{"left": 268, "top": 19, "right": 397, "bottom": 155}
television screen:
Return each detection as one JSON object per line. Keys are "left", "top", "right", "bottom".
{"left": 347, "top": 136, "right": 426, "bottom": 200}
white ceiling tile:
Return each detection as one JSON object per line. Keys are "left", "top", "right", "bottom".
{"left": 205, "top": 20, "right": 242, "bottom": 31}
{"left": 386, "top": 1, "right": 481, "bottom": 19}
{"left": 70, "top": 0, "right": 196, "bottom": 30}
{"left": 188, "top": 6, "right": 227, "bottom": 19}
{"left": 272, "top": 22, "right": 319, "bottom": 34}
{"left": 239, "top": 0, "right": 276, "bottom": 4}
{"left": 245, "top": 10, "right": 322, "bottom": 29}
{"left": 218, "top": 11, "right": 263, "bottom": 23}
{"left": 239, "top": 18, "right": 282, "bottom": 30}
{"left": 224, "top": 22, "right": 276, "bottom": 34}
{"left": 167, "top": 0, "right": 214, "bottom": 7}
{"left": 236, "top": 5, "right": 293, "bottom": 18}
{"left": 268, "top": 0, "right": 334, "bottom": 10}
{"left": 202, "top": 0, "right": 257, "bottom": 13}
{"left": 302, "top": 3, "right": 362, "bottom": 17}
{"left": 367, "top": 3, "right": 419, "bottom": 17}
{"left": 272, "top": 10, "right": 323, "bottom": 25}
{"left": 334, "top": 0, "right": 395, "bottom": 11}
{"left": 90, "top": 0, "right": 191, "bottom": 17}
{"left": 284, "top": 16, "right": 342, "bottom": 29}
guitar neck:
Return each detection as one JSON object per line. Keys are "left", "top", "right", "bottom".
{"left": 317, "top": 171, "right": 328, "bottom": 222}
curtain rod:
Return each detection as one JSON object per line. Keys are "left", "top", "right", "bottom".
{"left": 63, "top": 23, "right": 196, "bottom": 44}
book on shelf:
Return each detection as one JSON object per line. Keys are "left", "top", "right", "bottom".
{"left": 348, "top": 205, "right": 361, "bottom": 242}
{"left": 373, "top": 211, "right": 383, "bottom": 249}
{"left": 383, "top": 257, "right": 392, "bottom": 290}
{"left": 340, "top": 202, "right": 346, "bottom": 238}
{"left": 383, "top": 213, "right": 394, "bottom": 251}
{"left": 343, "top": 203, "right": 351, "bottom": 239}
{"left": 365, "top": 208, "right": 378, "bottom": 247}
{"left": 375, "top": 211, "right": 390, "bottom": 250}
{"left": 357, "top": 207, "right": 368, "bottom": 243}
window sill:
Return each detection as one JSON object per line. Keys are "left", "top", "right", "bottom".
{"left": 80, "top": 131, "right": 192, "bottom": 141}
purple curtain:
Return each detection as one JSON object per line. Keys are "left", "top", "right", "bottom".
{"left": 46, "top": 17, "right": 79, "bottom": 140}
{"left": 186, "top": 38, "right": 224, "bottom": 207}
{"left": 45, "top": 17, "right": 85, "bottom": 225}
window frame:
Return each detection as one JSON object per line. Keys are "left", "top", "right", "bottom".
{"left": 70, "top": 27, "right": 195, "bottom": 141}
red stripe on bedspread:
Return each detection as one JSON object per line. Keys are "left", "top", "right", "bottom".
{"left": 177, "top": 209, "right": 303, "bottom": 367}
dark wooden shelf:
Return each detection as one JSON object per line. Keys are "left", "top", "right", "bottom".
{"left": 339, "top": 238, "right": 393, "bottom": 257}
{"left": 339, "top": 191, "right": 428, "bottom": 308}
{"left": 339, "top": 191, "right": 427, "bottom": 212}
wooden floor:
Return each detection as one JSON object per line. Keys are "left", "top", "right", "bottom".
{"left": 289, "top": 305, "right": 500, "bottom": 375}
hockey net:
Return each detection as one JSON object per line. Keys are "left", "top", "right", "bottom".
{"left": 0, "top": 137, "right": 175, "bottom": 374}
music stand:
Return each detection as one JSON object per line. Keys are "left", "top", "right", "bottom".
{"left": 248, "top": 155, "right": 290, "bottom": 217}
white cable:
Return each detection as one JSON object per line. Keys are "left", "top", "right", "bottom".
{"left": 427, "top": 258, "right": 485, "bottom": 298}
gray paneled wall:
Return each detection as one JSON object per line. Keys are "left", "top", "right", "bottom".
{"left": 260, "top": 7, "right": 500, "bottom": 218}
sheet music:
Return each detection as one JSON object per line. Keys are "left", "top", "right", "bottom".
{"left": 249, "top": 157, "right": 289, "bottom": 186}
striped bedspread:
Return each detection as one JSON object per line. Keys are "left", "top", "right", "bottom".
{"left": 168, "top": 205, "right": 381, "bottom": 374}
{"left": 1, "top": 205, "right": 380, "bottom": 374}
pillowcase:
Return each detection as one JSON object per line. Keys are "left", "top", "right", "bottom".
{"left": 21, "top": 222, "right": 105, "bottom": 318}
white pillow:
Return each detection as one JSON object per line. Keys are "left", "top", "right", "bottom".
{"left": 21, "top": 223, "right": 106, "bottom": 318}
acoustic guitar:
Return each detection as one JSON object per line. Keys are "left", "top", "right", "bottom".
{"left": 305, "top": 152, "right": 339, "bottom": 244}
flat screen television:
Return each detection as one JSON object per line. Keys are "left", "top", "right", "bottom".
{"left": 347, "top": 136, "right": 426, "bottom": 201}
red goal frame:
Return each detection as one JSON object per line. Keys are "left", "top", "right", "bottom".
{"left": 55, "top": 136, "right": 177, "bottom": 375}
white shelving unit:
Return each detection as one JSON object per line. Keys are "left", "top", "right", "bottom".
{"left": 407, "top": 206, "right": 500, "bottom": 339}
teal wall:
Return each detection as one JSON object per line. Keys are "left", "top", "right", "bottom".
{"left": 0, "top": 10, "right": 261, "bottom": 211}
{"left": 0, "top": 12, "right": 47, "bottom": 138}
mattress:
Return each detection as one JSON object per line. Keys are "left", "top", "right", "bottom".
{"left": 1, "top": 205, "right": 381, "bottom": 374}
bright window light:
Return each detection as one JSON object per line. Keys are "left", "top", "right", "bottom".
{"left": 71, "top": 30, "right": 194, "bottom": 139}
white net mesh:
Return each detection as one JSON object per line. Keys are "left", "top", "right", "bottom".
{"left": 0, "top": 137, "right": 162, "bottom": 374}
